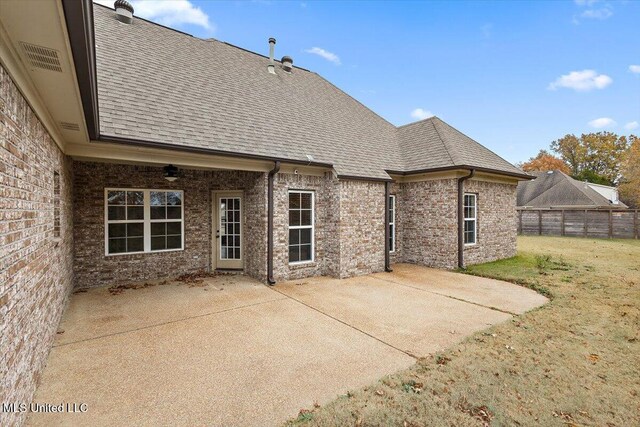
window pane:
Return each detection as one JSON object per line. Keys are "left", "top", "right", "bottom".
{"left": 107, "top": 191, "right": 125, "bottom": 205}
{"left": 167, "top": 206, "right": 181, "bottom": 219}
{"left": 301, "top": 193, "right": 312, "bottom": 209}
{"left": 289, "top": 193, "right": 301, "bottom": 209}
{"left": 108, "top": 238, "right": 126, "bottom": 254}
{"left": 127, "top": 191, "right": 144, "bottom": 205}
{"left": 301, "top": 210, "right": 312, "bottom": 226}
{"left": 150, "top": 191, "right": 166, "bottom": 206}
{"left": 233, "top": 198, "right": 240, "bottom": 210}
{"left": 127, "top": 237, "right": 144, "bottom": 252}
{"left": 289, "top": 229, "right": 299, "bottom": 245}
{"left": 234, "top": 248, "right": 240, "bottom": 259}
{"left": 289, "top": 210, "right": 301, "bottom": 226}
{"left": 300, "top": 228, "right": 311, "bottom": 244}
{"left": 151, "top": 236, "right": 166, "bottom": 250}
{"left": 151, "top": 222, "right": 166, "bottom": 236}
{"left": 233, "top": 236, "right": 241, "bottom": 247}
{"left": 127, "top": 222, "right": 144, "bottom": 237}
{"left": 167, "top": 191, "right": 182, "bottom": 206}
{"left": 108, "top": 206, "right": 126, "bottom": 221}
{"left": 167, "top": 222, "right": 181, "bottom": 235}
{"left": 289, "top": 246, "right": 300, "bottom": 263}
{"left": 151, "top": 206, "right": 166, "bottom": 220}
{"left": 167, "top": 235, "right": 181, "bottom": 249}
{"left": 300, "top": 244, "right": 312, "bottom": 261}
{"left": 127, "top": 206, "right": 144, "bottom": 220}
{"left": 108, "top": 223, "right": 126, "bottom": 238}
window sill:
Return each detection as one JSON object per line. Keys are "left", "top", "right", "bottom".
{"left": 105, "top": 248, "right": 184, "bottom": 257}
{"left": 464, "top": 243, "right": 478, "bottom": 248}
{"left": 288, "top": 261, "right": 317, "bottom": 270}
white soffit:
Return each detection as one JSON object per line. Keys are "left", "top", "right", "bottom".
{"left": 0, "top": 0, "right": 88, "bottom": 147}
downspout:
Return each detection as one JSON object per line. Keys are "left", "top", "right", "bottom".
{"left": 267, "top": 161, "right": 281, "bottom": 285}
{"left": 384, "top": 181, "right": 393, "bottom": 272}
{"left": 457, "top": 169, "right": 475, "bottom": 269}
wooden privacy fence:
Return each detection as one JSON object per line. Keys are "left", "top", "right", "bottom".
{"left": 518, "top": 209, "right": 639, "bottom": 239}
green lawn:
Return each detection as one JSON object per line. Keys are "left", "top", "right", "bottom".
{"left": 286, "top": 236, "right": 640, "bottom": 426}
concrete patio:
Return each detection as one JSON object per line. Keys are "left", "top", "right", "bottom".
{"left": 28, "top": 264, "right": 547, "bottom": 426}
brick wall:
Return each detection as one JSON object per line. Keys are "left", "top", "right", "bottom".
{"left": 73, "top": 162, "right": 267, "bottom": 288}
{"left": 0, "top": 64, "right": 74, "bottom": 426}
{"left": 398, "top": 178, "right": 459, "bottom": 269}
{"left": 463, "top": 179, "right": 518, "bottom": 265}
{"left": 338, "top": 180, "right": 386, "bottom": 277}
{"left": 272, "top": 172, "right": 340, "bottom": 282}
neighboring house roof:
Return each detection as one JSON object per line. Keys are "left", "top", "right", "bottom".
{"left": 517, "top": 170, "right": 628, "bottom": 208}
{"left": 92, "top": 4, "right": 528, "bottom": 180}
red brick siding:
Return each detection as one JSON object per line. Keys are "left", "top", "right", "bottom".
{"left": 0, "top": 64, "right": 74, "bottom": 426}
{"left": 73, "top": 162, "right": 267, "bottom": 288}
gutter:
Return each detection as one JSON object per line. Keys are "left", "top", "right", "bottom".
{"left": 457, "top": 169, "right": 475, "bottom": 269}
{"left": 267, "top": 161, "right": 281, "bottom": 285}
{"left": 387, "top": 165, "right": 533, "bottom": 181}
{"left": 384, "top": 181, "right": 393, "bottom": 272}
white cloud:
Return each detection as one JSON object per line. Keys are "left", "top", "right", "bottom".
{"left": 304, "top": 47, "right": 341, "bottom": 65}
{"left": 580, "top": 7, "right": 613, "bottom": 19}
{"left": 630, "top": 65, "right": 640, "bottom": 74}
{"left": 588, "top": 117, "right": 616, "bottom": 128}
{"left": 573, "top": 0, "right": 613, "bottom": 23}
{"left": 548, "top": 70, "right": 612, "bottom": 91}
{"left": 624, "top": 121, "right": 639, "bottom": 131}
{"left": 95, "top": 0, "right": 213, "bottom": 31}
{"left": 410, "top": 108, "right": 434, "bottom": 120}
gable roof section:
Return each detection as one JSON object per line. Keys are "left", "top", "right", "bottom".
{"left": 90, "top": 4, "right": 528, "bottom": 180}
{"left": 517, "top": 170, "right": 624, "bottom": 208}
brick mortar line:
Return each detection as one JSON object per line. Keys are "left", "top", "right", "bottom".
{"left": 373, "top": 276, "right": 517, "bottom": 316}
{"left": 266, "top": 285, "right": 419, "bottom": 360}
{"left": 52, "top": 296, "right": 288, "bottom": 348}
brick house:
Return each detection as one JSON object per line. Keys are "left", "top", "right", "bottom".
{"left": 0, "top": 1, "right": 531, "bottom": 421}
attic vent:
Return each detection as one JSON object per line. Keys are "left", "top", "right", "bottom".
{"left": 60, "top": 122, "right": 80, "bottom": 131}
{"left": 20, "top": 43, "right": 62, "bottom": 72}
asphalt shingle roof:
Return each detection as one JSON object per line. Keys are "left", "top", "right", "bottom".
{"left": 517, "top": 171, "right": 624, "bottom": 208}
{"left": 93, "top": 4, "right": 526, "bottom": 180}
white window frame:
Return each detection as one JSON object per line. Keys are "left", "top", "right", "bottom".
{"left": 463, "top": 193, "right": 477, "bottom": 246}
{"left": 389, "top": 194, "right": 396, "bottom": 253}
{"left": 288, "top": 190, "right": 315, "bottom": 265}
{"left": 104, "top": 188, "right": 185, "bottom": 256}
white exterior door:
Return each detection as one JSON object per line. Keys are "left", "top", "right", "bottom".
{"left": 212, "top": 192, "right": 243, "bottom": 270}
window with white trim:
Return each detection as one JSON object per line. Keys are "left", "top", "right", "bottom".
{"left": 389, "top": 195, "right": 396, "bottom": 252}
{"left": 288, "top": 190, "right": 314, "bottom": 263}
{"left": 463, "top": 193, "right": 477, "bottom": 245}
{"left": 105, "top": 189, "right": 183, "bottom": 255}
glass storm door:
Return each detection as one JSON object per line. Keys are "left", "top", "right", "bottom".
{"left": 214, "top": 192, "right": 243, "bottom": 269}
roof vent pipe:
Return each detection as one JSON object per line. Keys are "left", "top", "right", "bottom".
{"left": 281, "top": 56, "right": 293, "bottom": 72}
{"left": 114, "top": 0, "right": 134, "bottom": 24}
{"left": 268, "top": 37, "right": 276, "bottom": 74}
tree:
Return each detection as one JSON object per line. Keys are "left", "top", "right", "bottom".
{"left": 551, "top": 132, "right": 628, "bottom": 185}
{"left": 619, "top": 135, "right": 640, "bottom": 208}
{"left": 521, "top": 149, "right": 570, "bottom": 174}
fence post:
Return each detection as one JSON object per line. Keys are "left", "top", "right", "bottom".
{"left": 561, "top": 210, "right": 565, "bottom": 236}
{"left": 538, "top": 210, "right": 542, "bottom": 236}
{"left": 518, "top": 210, "right": 522, "bottom": 235}
{"left": 584, "top": 209, "right": 588, "bottom": 238}
{"left": 635, "top": 209, "right": 638, "bottom": 239}
{"left": 608, "top": 210, "right": 613, "bottom": 239}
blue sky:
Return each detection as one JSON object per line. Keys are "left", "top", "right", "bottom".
{"left": 99, "top": 0, "right": 640, "bottom": 164}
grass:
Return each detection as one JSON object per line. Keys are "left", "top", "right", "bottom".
{"left": 285, "top": 236, "right": 640, "bottom": 426}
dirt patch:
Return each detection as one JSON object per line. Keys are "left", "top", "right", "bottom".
{"left": 107, "top": 271, "right": 238, "bottom": 295}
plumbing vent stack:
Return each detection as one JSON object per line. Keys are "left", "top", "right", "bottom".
{"left": 268, "top": 38, "right": 276, "bottom": 74}
{"left": 114, "top": 0, "right": 134, "bottom": 24}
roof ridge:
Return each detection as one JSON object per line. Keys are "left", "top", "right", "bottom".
{"left": 93, "top": 2, "right": 195, "bottom": 38}
{"left": 430, "top": 117, "right": 457, "bottom": 166}
{"left": 396, "top": 116, "right": 437, "bottom": 129}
